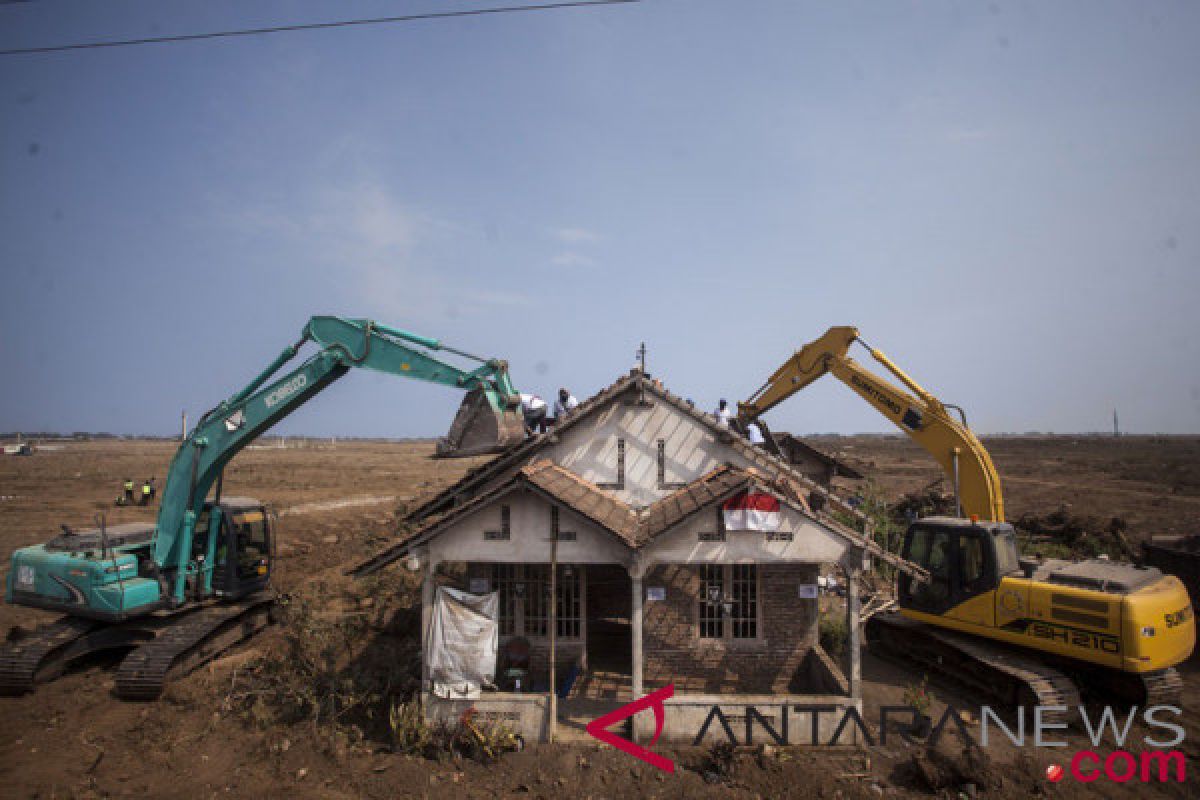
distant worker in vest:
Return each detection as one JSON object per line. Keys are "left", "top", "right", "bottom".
{"left": 746, "top": 421, "right": 765, "bottom": 446}
{"left": 122, "top": 478, "right": 135, "bottom": 505}
{"left": 140, "top": 479, "right": 153, "bottom": 506}
{"left": 715, "top": 399, "right": 734, "bottom": 428}
{"left": 553, "top": 388, "right": 579, "bottom": 422}
{"left": 148, "top": 476, "right": 157, "bottom": 502}
{"left": 520, "top": 393, "right": 548, "bottom": 435}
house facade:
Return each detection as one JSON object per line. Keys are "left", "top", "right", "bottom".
{"left": 354, "top": 369, "right": 881, "bottom": 745}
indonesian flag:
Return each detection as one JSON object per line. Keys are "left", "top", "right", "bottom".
{"left": 722, "top": 491, "right": 781, "bottom": 532}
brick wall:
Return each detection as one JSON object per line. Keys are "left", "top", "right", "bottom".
{"left": 642, "top": 563, "right": 821, "bottom": 694}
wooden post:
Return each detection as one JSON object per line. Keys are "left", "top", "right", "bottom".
{"left": 845, "top": 563, "right": 861, "bottom": 701}
{"left": 630, "top": 566, "right": 644, "bottom": 742}
{"left": 420, "top": 556, "right": 435, "bottom": 692}
{"left": 548, "top": 524, "right": 559, "bottom": 743}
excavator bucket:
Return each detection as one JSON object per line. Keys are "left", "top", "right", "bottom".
{"left": 436, "top": 387, "right": 526, "bottom": 458}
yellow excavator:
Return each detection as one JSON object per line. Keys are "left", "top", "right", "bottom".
{"left": 740, "top": 326, "right": 1193, "bottom": 708}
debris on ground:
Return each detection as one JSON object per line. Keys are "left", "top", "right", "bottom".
{"left": 902, "top": 744, "right": 1000, "bottom": 793}
{"left": 888, "top": 480, "right": 956, "bottom": 524}
{"left": 1014, "top": 506, "right": 1136, "bottom": 559}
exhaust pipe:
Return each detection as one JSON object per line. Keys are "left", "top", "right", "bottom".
{"left": 436, "top": 387, "right": 526, "bottom": 458}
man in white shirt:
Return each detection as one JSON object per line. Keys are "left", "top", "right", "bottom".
{"left": 715, "top": 399, "right": 734, "bottom": 429}
{"left": 553, "top": 388, "right": 579, "bottom": 421}
{"left": 746, "top": 421, "right": 765, "bottom": 446}
{"left": 520, "top": 393, "right": 548, "bottom": 434}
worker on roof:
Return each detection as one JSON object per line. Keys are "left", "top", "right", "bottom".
{"left": 520, "top": 393, "right": 548, "bottom": 435}
{"left": 746, "top": 421, "right": 765, "bottom": 446}
{"left": 122, "top": 478, "right": 134, "bottom": 505}
{"left": 553, "top": 388, "right": 579, "bottom": 421}
{"left": 715, "top": 399, "right": 734, "bottom": 429}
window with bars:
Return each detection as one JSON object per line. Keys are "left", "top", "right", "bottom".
{"left": 698, "top": 564, "right": 725, "bottom": 639}
{"left": 556, "top": 565, "right": 582, "bottom": 638}
{"left": 731, "top": 564, "right": 758, "bottom": 639}
{"left": 697, "top": 564, "right": 759, "bottom": 640}
{"left": 492, "top": 563, "right": 583, "bottom": 640}
{"left": 491, "top": 564, "right": 519, "bottom": 636}
{"left": 524, "top": 564, "right": 549, "bottom": 637}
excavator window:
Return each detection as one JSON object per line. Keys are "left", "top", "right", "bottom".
{"left": 233, "top": 513, "right": 268, "bottom": 579}
{"left": 959, "top": 535, "right": 985, "bottom": 586}
{"left": 993, "top": 529, "right": 1020, "bottom": 577}
{"left": 903, "top": 527, "right": 952, "bottom": 611}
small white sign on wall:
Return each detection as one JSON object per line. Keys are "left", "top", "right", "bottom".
{"left": 646, "top": 587, "right": 666, "bottom": 602}
{"left": 797, "top": 584, "right": 819, "bottom": 599}
{"left": 469, "top": 577, "right": 490, "bottom": 594}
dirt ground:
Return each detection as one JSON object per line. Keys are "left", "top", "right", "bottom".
{"left": 0, "top": 436, "right": 1197, "bottom": 799}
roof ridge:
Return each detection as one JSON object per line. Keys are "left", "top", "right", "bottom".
{"left": 405, "top": 372, "right": 642, "bottom": 523}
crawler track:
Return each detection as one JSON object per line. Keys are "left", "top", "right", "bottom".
{"left": 1141, "top": 667, "right": 1184, "bottom": 705}
{"left": 0, "top": 617, "right": 100, "bottom": 695}
{"left": 866, "top": 613, "right": 1081, "bottom": 725}
{"left": 0, "top": 594, "right": 275, "bottom": 700}
{"left": 1091, "top": 663, "right": 1183, "bottom": 706}
{"left": 115, "top": 593, "right": 274, "bottom": 701}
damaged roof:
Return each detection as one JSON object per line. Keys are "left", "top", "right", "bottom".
{"left": 349, "top": 369, "right": 928, "bottom": 580}
{"left": 773, "top": 433, "right": 865, "bottom": 480}
{"left": 405, "top": 368, "right": 869, "bottom": 528}
{"left": 352, "top": 461, "right": 820, "bottom": 576}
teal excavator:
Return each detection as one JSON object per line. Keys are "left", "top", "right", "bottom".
{"left": 1, "top": 316, "right": 525, "bottom": 699}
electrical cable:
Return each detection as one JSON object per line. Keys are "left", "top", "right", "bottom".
{"left": 0, "top": 0, "right": 639, "bottom": 57}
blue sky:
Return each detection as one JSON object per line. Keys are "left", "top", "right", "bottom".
{"left": 2, "top": 1, "right": 1198, "bottom": 438}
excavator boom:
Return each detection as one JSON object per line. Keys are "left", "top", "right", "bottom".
{"left": 739, "top": 326, "right": 1003, "bottom": 521}
{"left": 741, "top": 326, "right": 1190, "bottom": 710}
{"left": 1, "top": 316, "right": 527, "bottom": 697}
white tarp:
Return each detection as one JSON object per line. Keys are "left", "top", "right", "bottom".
{"left": 426, "top": 586, "right": 498, "bottom": 700}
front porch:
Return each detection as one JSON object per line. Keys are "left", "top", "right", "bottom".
{"left": 419, "top": 556, "right": 863, "bottom": 744}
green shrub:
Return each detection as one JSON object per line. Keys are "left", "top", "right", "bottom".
{"left": 819, "top": 614, "right": 848, "bottom": 659}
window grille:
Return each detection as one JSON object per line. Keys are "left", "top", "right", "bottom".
{"left": 698, "top": 564, "right": 725, "bottom": 639}
{"left": 731, "top": 564, "right": 758, "bottom": 639}
{"left": 491, "top": 564, "right": 518, "bottom": 636}
{"left": 556, "top": 564, "right": 582, "bottom": 638}
{"left": 698, "top": 564, "right": 759, "bottom": 640}
{"left": 524, "top": 564, "right": 549, "bottom": 637}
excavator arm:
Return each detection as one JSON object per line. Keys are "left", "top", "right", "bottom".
{"left": 738, "top": 326, "right": 1004, "bottom": 522}
{"left": 152, "top": 316, "right": 524, "bottom": 602}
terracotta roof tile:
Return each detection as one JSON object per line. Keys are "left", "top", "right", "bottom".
{"left": 355, "top": 368, "right": 889, "bottom": 576}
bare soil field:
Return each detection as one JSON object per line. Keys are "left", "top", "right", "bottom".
{"left": 0, "top": 436, "right": 1197, "bottom": 799}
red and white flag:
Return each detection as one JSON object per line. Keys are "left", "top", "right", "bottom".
{"left": 722, "top": 491, "right": 781, "bottom": 532}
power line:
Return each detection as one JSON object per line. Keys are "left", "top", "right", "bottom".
{"left": 0, "top": 0, "right": 639, "bottom": 57}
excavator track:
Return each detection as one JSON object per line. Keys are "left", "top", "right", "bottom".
{"left": 1141, "top": 667, "right": 1184, "bottom": 705}
{"left": 1087, "top": 664, "right": 1184, "bottom": 707}
{"left": 866, "top": 613, "right": 1081, "bottom": 726}
{"left": 114, "top": 593, "right": 274, "bottom": 701}
{"left": 0, "top": 617, "right": 100, "bottom": 695}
